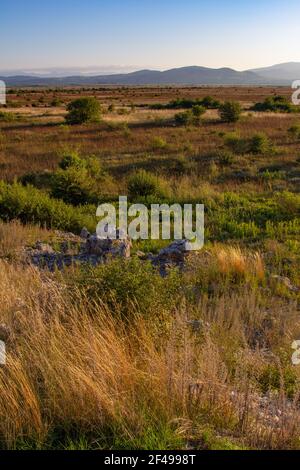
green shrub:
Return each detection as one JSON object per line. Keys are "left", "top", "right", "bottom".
{"left": 200, "top": 95, "right": 221, "bottom": 109}
{"left": 150, "top": 96, "right": 220, "bottom": 110}
{"left": 0, "top": 111, "right": 16, "bottom": 122}
{"left": 52, "top": 153, "right": 106, "bottom": 205}
{"left": 20, "top": 171, "right": 53, "bottom": 189}
{"left": 128, "top": 170, "right": 167, "bottom": 200}
{"left": 76, "top": 257, "right": 181, "bottom": 317}
{"left": 219, "top": 101, "right": 242, "bottom": 123}
{"left": 0, "top": 181, "right": 96, "bottom": 233}
{"left": 59, "top": 153, "right": 87, "bottom": 171}
{"left": 174, "top": 106, "right": 204, "bottom": 126}
{"left": 50, "top": 167, "right": 97, "bottom": 205}
{"left": 249, "top": 133, "right": 273, "bottom": 155}
{"left": 175, "top": 111, "right": 194, "bottom": 126}
{"left": 51, "top": 98, "right": 63, "bottom": 107}
{"left": 151, "top": 136, "right": 168, "bottom": 150}
{"left": 192, "top": 104, "right": 206, "bottom": 118}
{"left": 216, "top": 150, "right": 235, "bottom": 165}
{"left": 259, "top": 364, "right": 298, "bottom": 398}
{"left": 252, "top": 95, "right": 296, "bottom": 113}
{"left": 276, "top": 191, "right": 300, "bottom": 217}
{"left": 288, "top": 124, "right": 300, "bottom": 140}
{"left": 65, "top": 97, "right": 101, "bottom": 125}
{"left": 224, "top": 132, "right": 248, "bottom": 154}
{"left": 224, "top": 132, "right": 274, "bottom": 155}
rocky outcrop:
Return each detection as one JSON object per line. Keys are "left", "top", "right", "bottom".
{"left": 150, "top": 239, "right": 192, "bottom": 275}
{"left": 26, "top": 228, "right": 132, "bottom": 271}
{"left": 84, "top": 229, "right": 132, "bottom": 259}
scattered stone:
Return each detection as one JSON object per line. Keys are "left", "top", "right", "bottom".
{"left": 25, "top": 231, "right": 199, "bottom": 274}
{"left": 84, "top": 233, "right": 132, "bottom": 258}
{"left": 0, "top": 324, "right": 12, "bottom": 345}
{"left": 34, "top": 242, "right": 55, "bottom": 253}
{"left": 80, "top": 227, "right": 90, "bottom": 240}
{"left": 25, "top": 228, "right": 132, "bottom": 271}
{"left": 151, "top": 240, "right": 192, "bottom": 275}
{"left": 271, "top": 274, "right": 299, "bottom": 293}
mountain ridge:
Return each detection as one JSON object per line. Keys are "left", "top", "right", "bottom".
{"left": 1, "top": 63, "right": 299, "bottom": 86}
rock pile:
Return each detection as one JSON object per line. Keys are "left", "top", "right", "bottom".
{"left": 150, "top": 239, "right": 191, "bottom": 275}
{"left": 24, "top": 222, "right": 196, "bottom": 273}
{"left": 26, "top": 228, "right": 132, "bottom": 271}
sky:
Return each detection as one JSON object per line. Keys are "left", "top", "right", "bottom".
{"left": 1, "top": 0, "right": 300, "bottom": 73}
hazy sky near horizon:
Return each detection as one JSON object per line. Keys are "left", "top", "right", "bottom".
{"left": 1, "top": 0, "right": 300, "bottom": 72}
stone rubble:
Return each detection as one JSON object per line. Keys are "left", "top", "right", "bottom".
{"left": 26, "top": 227, "right": 132, "bottom": 271}
{"left": 270, "top": 274, "right": 300, "bottom": 293}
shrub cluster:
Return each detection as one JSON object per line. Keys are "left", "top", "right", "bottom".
{"left": 151, "top": 95, "right": 220, "bottom": 110}
{"left": 174, "top": 105, "right": 205, "bottom": 126}
{"left": 0, "top": 181, "right": 96, "bottom": 233}
{"left": 252, "top": 95, "right": 297, "bottom": 113}
{"left": 224, "top": 132, "right": 274, "bottom": 155}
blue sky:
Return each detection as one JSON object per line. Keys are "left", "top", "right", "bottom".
{"left": 1, "top": 0, "right": 300, "bottom": 72}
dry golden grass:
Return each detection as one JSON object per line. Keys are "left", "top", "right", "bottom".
{"left": 0, "top": 220, "right": 51, "bottom": 258}
{"left": 215, "top": 246, "right": 265, "bottom": 281}
{"left": 0, "top": 255, "right": 299, "bottom": 449}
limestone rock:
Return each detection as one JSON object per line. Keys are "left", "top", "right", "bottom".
{"left": 271, "top": 275, "right": 299, "bottom": 293}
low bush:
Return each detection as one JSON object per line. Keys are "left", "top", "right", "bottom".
{"left": 288, "top": 123, "right": 300, "bottom": 140}
{"left": 175, "top": 105, "right": 205, "bottom": 126}
{"left": 224, "top": 132, "right": 248, "bottom": 154}
{"left": 150, "top": 96, "right": 220, "bottom": 110}
{"left": 50, "top": 167, "right": 97, "bottom": 205}
{"left": 59, "top": 153, "right": 87, "bottom": 171}
{"left": 249, "top": 133, "right": 274, "bottom": 155}
{"left": 65, "top": 97, "right": 102, "bottom": 125}
{"left": 215, "top": 150, "right": 235, "bottom": 166}
{"left": 128, "top": 170, "right": 168, "bottom": 200}
{"left": 0, "top": 181, "right": 96, "bottom": 233}
{"left": 224, "top": 132, "right": 274, "bottom": 155}
{"left": 151, "top": 136, "right": 168, "bottom": 150}
{"left": 0, "top": 111, "right": 16, "bottom": 122}
{"left": 76, "top": 257, "right": 181, "bottom": 317}
{"left": 219, "top": 101, "right": 242, "bottom": 123}
{"left": 252, "top": 95, "right": 297, "bottom": 113}
{"left": 51, "top": 153, "right": 108, "bottom": 205}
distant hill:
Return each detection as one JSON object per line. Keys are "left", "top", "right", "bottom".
{"left": 1, "top": 63, "right": 299, "bottom": 87}
{"left": 250, "top": 62, "right": 300, "bottom": 82}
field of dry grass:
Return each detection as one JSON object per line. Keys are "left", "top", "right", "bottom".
{"left": 1, "top": 86, "right": 299, "bottom": 188}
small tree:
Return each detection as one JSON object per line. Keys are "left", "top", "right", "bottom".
{"left": 219, "top": 101, "right": 242, "bottom": 123}
{"left": 66, "top": 97, "right": 101, "bottom": 125}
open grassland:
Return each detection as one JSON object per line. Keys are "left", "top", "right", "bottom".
{"left": 0, "top": 86, "right": 299, "bottom": 449}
